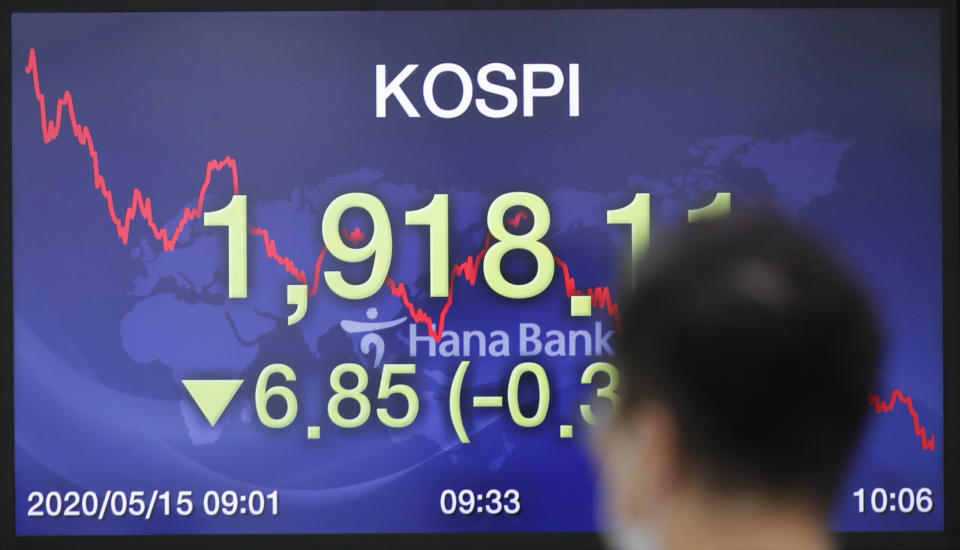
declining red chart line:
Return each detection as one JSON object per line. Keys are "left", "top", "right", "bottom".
{"left": 870, "top": 390, "right": 936, "bottom": 451}
{"left": 23, "top": 48, "right": 936, "bottom": 450}
{"left": 22, "top": 47, "right": 622, "bottom": 340}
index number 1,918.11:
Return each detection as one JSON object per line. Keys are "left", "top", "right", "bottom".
{"left": 203, "top": 191, "right": 731, "bottom": 302}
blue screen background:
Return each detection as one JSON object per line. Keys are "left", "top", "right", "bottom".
{"left": 12, "top": 9, "right": 943, "bottom": 534}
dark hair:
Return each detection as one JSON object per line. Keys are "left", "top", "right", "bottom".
{"left": 616, "top": 212, "right": 880, "bottom": 499}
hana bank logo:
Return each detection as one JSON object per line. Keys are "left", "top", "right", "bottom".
{"left": 340, "top": 307, "right": 407, "bottom": 367}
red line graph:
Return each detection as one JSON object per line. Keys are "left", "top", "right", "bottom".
{"left": 26, "top": 48, "right": 240, "bottom": 252}
{"left": 22, "top": 48, "right": 937, "bottom": 450}
{"left": 342, "top": 227, "right": 367, "bottom": 245}
{"left": 249, "top": 227, "right": 328, "bottom": 297}
{"left": 556, "top": 257, "right": 622, "bottom": 332}
{"left": 23, "top": 47, "right": 622, "bottom": 340}
{"left": 869, "top": 390, "right": 936, "bottom": 451}
{"left": 506, "top": 210, "right": 529, "bottom": 228}
{"left": 386, "top": 234, "right": 490, "bottom": 341}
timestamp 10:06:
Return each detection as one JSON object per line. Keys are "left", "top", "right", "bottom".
{"left": 852, "top": 487, "right": 934, "bottom": 514}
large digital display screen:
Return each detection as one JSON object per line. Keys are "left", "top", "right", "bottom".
{"left": 11, "top": 8, "right": 944, "bottom": 536}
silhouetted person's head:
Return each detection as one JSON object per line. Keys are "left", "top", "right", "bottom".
{"left": 597, "top": 212, "right": 880, "bottom": 550}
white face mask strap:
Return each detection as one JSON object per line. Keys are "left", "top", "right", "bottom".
{"left": 600, "top": 430, "right": 664, "bottom": 550}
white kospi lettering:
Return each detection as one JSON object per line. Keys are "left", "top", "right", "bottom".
{"left": 376, "top": 64, "right": 421, "bottom": 118}
{"left": 377, "top": 63, "right": 579, "bottom": 119}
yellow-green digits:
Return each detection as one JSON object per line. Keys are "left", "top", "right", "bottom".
{"left": 449, "top": 360, "right": 471, "bottom": 443}
{"left": 507, "top": 362, "right": 550, "bottom": 428}
{"left": 255, "top": 363, "right": 298, "bottom": 429}
{"left": 322, "top": 193, "right": 393, "bottom": 300}
{"left": 328, "top": 363, "right": 371, "bottom": 428}
{"left": 376, "top": 364, "right": 420, "bottom": 428}
{"left": 286, "top": 284, "right": 308, "bottom": 326}
{"left": 203, "top": 194, "right": 248, "bottom": 298}
{"left": 688, "top": 192, "right": 732, "bottom": 222}
{"left": 405, "top": 194, "right": 450, "bottom": 298}
{"left": 606, "top": 193, "right": 651, "bottom": 287}
{"left": 579, "top": 361, "right": 619, "bottom": 425}
{"left": 483, "top": 192, "right": 555, "bottom": 299}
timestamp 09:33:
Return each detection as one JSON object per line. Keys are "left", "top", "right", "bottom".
{"left": 441, "top": 489, "right": 521, "bottom": 516}
{"left": 25, "top": 489, "right": 279, "bottom": 520}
